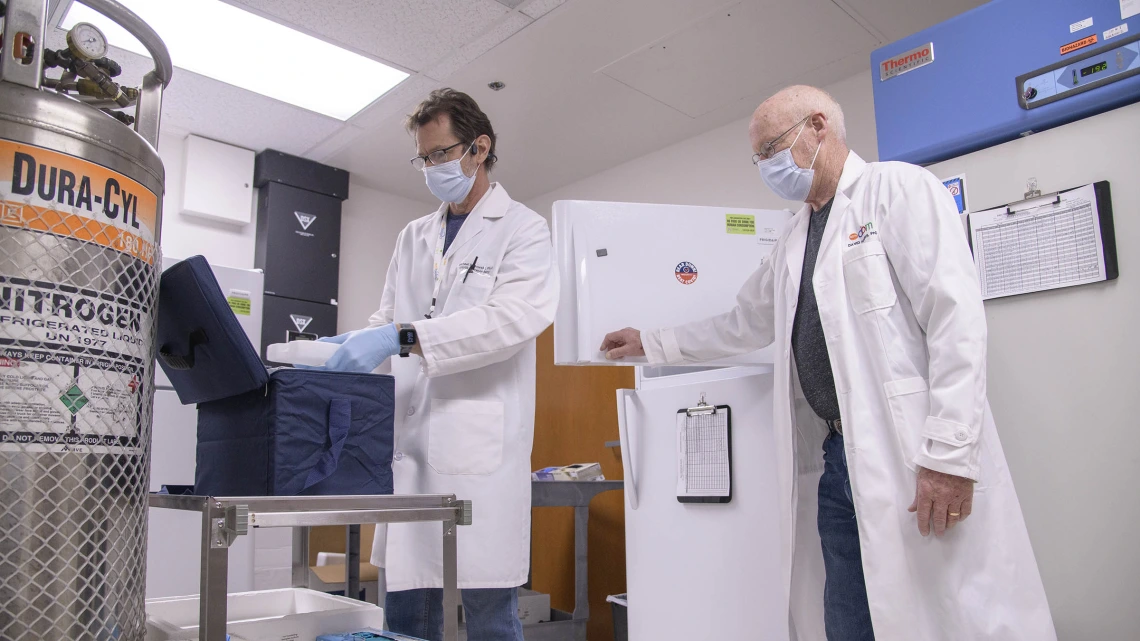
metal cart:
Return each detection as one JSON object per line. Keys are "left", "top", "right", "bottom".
{"left": 524, "top": 480, "right": 625, "bottom": 641}
{"left": 148, "top": 493, "right": 472, "bottom": 641}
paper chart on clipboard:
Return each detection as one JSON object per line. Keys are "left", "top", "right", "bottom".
{"left": 676, "top": 404, "right": 732, "bottom": 503}
{"left": 968, "top": 183, "right": 1114, "bottom": 300}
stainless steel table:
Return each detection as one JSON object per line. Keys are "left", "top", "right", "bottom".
{"left": 149, "top": 493, "right": 472, "bottom": 641}
{"left": 525, "top": 480, "right": 624, "bottom": 641}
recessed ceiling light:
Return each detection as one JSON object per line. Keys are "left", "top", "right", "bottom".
{"left": 60, "top": 0, "right": 409, "bottom": 121}
{"left": 488, "top": 81, "right": 506, "bottom": 91}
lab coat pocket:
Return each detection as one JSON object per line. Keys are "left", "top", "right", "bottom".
{"left": 842, "top": 242, "right": 897, "bottom": 314}
{"left": 428, "top": 398, "right": 505, "bottom": 475}
{"left": 884, "top": 377, "right": 929, "bottom": 472}
{"left": 444, "top": 274, "right": 494, "bottom": 313}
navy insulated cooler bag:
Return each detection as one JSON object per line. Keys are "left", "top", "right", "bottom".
{"left": 155, "top": 255, "right": 393, "bottom": 497}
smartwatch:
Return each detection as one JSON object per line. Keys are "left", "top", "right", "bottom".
{"left": 397, "top": 323, "right": 417, "bottom": 358}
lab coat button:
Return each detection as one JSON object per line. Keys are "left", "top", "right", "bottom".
{"left": 407, "top": 407, "right": 416, "bottom": 417}
{"left": 394, "top": 451, "right": 405, "bottom": 462}
{"left": 955, "top": 430, "right": 968, "bottom": 441}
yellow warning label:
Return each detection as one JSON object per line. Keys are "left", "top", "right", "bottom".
{"left": 0, "top": 139, "right": 159, "bottom": 264}
{"left": 227, "top": 296, "right": 251, "bottom": 316}
{"left": 726, "top": 214, "right": 756, "bottom": 235}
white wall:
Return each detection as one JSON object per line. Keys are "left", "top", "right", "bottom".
{"left": 928, "top": 103, "right": 1140, "bottom": 640}
{"left": 156, "top": 132, "right": 258, "bottom": 269}
{"left": 529, "top": 69, "right": 1140, "bottom": 639}
{"left": 156, "top": 132, "right": 428, "bottom": 332}
{"left": 336, "top": 182, "right": 433, "bottom": 333}
{"left": 526, "top": 72, "right": 878, "bottom": 217}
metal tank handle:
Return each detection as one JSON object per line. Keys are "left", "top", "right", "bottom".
{"left": 0, "top": 0, "right": 173, "bottom": 147}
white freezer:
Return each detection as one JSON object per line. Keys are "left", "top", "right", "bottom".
{"left": 616, "top": 370, "right": 787, "bottom": 640}
{"left": 552, "top": 200, "right": 791, "bottom": 367}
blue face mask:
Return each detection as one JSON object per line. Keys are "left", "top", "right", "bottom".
{"left": 423, "top": 144, "right": 477, "bottom": 203}
{"left": 756, "top": 122, "right": 822, "bottom": 202}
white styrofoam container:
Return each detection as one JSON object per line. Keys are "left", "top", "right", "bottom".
{"left": 145, "top": 588, "right": 384, "bottom": 641}
{"left": 266, "top": 340, "right": 338, "bottom": 367}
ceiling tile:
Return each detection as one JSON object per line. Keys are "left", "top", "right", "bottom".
{"left": 346, "top": 74, "right": 443, "bottom": 131}
{"left": 600, "top": 0, "right": 879, "bottom": 118}
{"left": 520, "top": 0, "right": 567, "bottom": 20}
{"left": 159, "top": 68, "right": 343, "bottom": 156}
{"left": 45, "top": 31, "right": 343, "bottom": 157}
{"left": 303, "top": 124, "right": 369, "bottom": 164}
{"left": 227, "top": 0, "right": 511, "bottom": 72}
{"left": 424, "top": 11, "right": 534, "bottom": 81}
{"left": 838, "top": 0, "right": 987, "bottom": 42}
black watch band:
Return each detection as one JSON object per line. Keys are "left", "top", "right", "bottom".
{"left": 397, "top": 323, "right": 417, "bottom": 358}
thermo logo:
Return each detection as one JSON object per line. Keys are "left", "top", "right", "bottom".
{"left": 880, "top": 42, "right": 934, "bottom": 81}
{"left": 290, "top": 314, "right": 312, "bottom": 332}
{"left": 294, "top": 211, "right": 316, "bottom": 230}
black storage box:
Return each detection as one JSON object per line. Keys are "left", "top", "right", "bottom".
{"left": 156, "top": 256, "right": 393, "bottom": 497}
{"left": 260, "top": 294, "right": 339, "bottom": 365}
{"left": 255, "top": 181, "right": 342, "bottom": 305}
{"left": 254, "top": 149, "right": 350, "bottom": 201}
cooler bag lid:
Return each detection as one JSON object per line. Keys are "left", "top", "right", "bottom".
{"left": 157, "top": 256, "right": 268, "bottom": 404}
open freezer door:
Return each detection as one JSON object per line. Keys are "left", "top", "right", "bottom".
{"left": 553, "top": 200, "right": 791, "bottom": 366}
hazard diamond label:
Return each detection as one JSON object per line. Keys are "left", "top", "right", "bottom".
{"left": 59, "top": 384, "right": 89, "bottom": 415}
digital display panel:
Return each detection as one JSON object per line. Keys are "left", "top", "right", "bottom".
{"left": 1081, "top": 61, "right": 1108, "bottom": 77}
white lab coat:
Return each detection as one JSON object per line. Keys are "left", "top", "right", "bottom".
{"left": 367, "top": 184, "right": 558, "bottom": 591}
{"left": 641, "top": 153, "right": 1056, "bottom": 640}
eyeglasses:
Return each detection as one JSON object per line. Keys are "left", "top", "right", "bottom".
{"left": 751, "top": 115, "right": 811, "bottom": 165}
{"left": 411, "top": 141, "right": 470, "bottom": 170}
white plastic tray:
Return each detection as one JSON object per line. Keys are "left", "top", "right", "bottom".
{"left": 145, "top": 588, "right": 385, "bottom": 641}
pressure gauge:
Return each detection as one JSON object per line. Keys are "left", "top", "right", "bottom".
{"left": 66, "top": 23, "right": 108, "bottom": 61}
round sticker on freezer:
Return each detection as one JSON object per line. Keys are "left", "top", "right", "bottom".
{"left": 675, "top": 261, "right": 698, "bottom": 285}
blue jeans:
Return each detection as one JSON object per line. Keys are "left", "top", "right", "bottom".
{"left": 385, "top": 587, "right": 523, "bottom": 641}
{"left": 817, "top": 432, "right": 875, "bottom": 641}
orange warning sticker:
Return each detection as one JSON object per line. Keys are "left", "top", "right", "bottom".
{"left": 1061, "top": 34, "right": 1098, "bottom": 55}
{"left": 0, "top": 139, "right": 158, "bottom": 264}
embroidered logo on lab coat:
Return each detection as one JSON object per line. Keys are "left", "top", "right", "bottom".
{"left": 847, "top": 221, "right": 879, "bottom": 247}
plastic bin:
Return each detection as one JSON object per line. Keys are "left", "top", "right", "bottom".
{"left": 145, "top": 588, "right": 385, "bottom": 641}
{"left": 606, "top": 593, "right": 628, "bottom": 641}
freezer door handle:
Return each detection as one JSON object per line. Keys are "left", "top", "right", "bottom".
{"left": 616, "top": 389, "right": 639, "bottom": 510}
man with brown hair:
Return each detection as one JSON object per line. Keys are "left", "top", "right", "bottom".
{"left": 320, "top": 88, "right": 558, "bottom": 640}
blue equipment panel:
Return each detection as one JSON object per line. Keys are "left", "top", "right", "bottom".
{"left": 871, "top": 0, "right": 1140, "bottom": 164}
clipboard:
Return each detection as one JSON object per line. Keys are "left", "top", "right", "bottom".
{"left": 676, "top": 399, "right": 732, "bottom": 504}
{"left": 966, "top": 181, "right": 1118, "bottom": 300}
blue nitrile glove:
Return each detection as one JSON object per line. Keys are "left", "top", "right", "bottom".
{"left": 321, "top": 324, "right": 400, "bottom": 373}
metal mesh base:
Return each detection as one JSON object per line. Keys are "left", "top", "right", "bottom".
{"left": 1, "top": 218, "right": 158, "bottom": 641}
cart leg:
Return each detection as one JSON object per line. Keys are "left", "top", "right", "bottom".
{"left": 346, "top": 524, "right": 361, "bottom": 600}
{"left": 442, "top": 518, "right": 460, "bottom": 641}
{"left": 292, "top": 526, "right": 310, "bottom": 588}
{"left": 200, "top": 502, "right": 230, "bottom": 641}
{"left": 572, "top": 505, "right": 589, "bottom": 640}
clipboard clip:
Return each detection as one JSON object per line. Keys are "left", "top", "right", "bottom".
{"left": 687, "top": 392, "right": 716, "bottom": 416}
{"left": 1005, "top": 192, "right": 1061, "bottom": 215}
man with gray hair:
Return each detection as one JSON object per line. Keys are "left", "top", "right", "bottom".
{"left": 602, "top": 86, "right": 1055, "bottom": 640}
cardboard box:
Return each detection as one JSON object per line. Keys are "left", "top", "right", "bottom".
{"left": 517, "top": 589, "right": 552, "bottom": 625}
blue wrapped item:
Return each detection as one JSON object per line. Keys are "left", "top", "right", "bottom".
{"left": 317, "top": 631, "right": 425, "bottom": 640}
{"left": 156, "top": 256, "right": 394, "bottom": 497}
